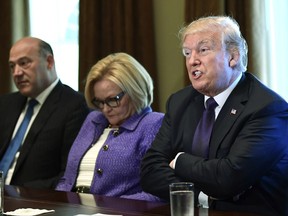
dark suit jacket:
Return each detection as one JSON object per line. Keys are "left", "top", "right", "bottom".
{"left": 0, "top": 81, "right": 89, "bottom": 189}
{"left": 141, "top": 73, "right": 288, "bottom": 216}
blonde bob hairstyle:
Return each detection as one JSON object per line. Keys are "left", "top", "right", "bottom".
{"left": 85, "top": 52, "right": 154, "bottom": 113}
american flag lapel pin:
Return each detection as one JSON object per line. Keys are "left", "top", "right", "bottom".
{"left": 231, "top": 109, "right": 237, "bottom": 115}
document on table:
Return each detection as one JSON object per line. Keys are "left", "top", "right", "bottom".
{"left": 74, "top": 214, "right": 122, "bottom": 216}
{"left": 4, "top": 208, "right": 55, "bottom": 215}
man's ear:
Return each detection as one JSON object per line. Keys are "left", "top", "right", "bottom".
{"left": 229, "top": 50, "right": 240, "bottom": 68}
{"left": 46, "top": 55, "right": 55, "bottom": 70}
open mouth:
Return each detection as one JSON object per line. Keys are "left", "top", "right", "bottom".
{"left": 193, "top": 71, "right": 202, "bottom": 78}
{"left": 17, "top": 81, "right": 28, "bottom": 86}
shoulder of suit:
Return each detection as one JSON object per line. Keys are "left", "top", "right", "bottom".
{"left": 169, "top": 85, "right": 200, "bottom": 102}
{"left": 56, "top": 83, "right": 85, "bottom": 99}
{"left": 0, "top": 92, "right": 26, "bottom": 104}
{"left": 244, "top": 72, "right": 286, "bottom": 101}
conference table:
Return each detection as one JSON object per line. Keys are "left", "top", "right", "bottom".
{"left": 3, "top": 185, "right": 261, "bottom": 216}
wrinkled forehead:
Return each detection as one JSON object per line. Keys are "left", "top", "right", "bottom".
{"left": 182, "top": 30, "right": 223, "bottom": 49}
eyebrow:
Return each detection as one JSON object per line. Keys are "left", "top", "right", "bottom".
{"left": 183, "top": 38, "right": 215, "bottom": 49}
{"left": 9, "top": 56, "right": 30, "bottom": 64}
{"left": 95, "top": 92, "right": 122, "bottom": 101}
{"left": 198, "top": 39, "right": 215, "bottom": 46}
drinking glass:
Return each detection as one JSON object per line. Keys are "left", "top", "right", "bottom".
{"left": 169, "top": 182, "right": 194, "bottom": 216}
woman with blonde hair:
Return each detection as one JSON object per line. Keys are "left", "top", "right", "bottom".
{"left": 56, "top": 52, "right": 164, "bottom": 201}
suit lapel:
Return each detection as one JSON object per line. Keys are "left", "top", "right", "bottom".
{"left": 0, "top": 94, "right": 27, "bottom": 157}
{"left": 209, "top": 74, "right": 249, "bottom": 158}
{"left": 182, "top": 93, "right": 204, "bottom": 153}
{"left": 15, "top": 82, "right": 63, "bottom": 171}
{"left": 7, "top": 95, "right": 27, "bottom": 139}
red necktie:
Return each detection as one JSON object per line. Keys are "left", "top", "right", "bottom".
{"left": 192, "top": 97, "right": 218, "bottom": 158}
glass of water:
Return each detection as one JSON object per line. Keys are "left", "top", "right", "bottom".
{"left": 169, "top": 182, "right": 194, "bottom": 216}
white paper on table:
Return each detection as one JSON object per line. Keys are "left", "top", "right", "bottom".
{"left": 4, "top": 208, "right": 55, "bottom": 216}
{"left": 198, "top": 191, "right": 209, "bottom": 208}
{"left": 74, "top": 214, "right": 122, "bottom": 216}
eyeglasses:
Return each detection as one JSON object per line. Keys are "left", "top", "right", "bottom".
{"left": 91, "top": 91, "right": 125, "bottom": 109}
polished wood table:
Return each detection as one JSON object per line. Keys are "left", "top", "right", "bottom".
{"left": 3, "top": 185, "right": 260, "bottom": 216}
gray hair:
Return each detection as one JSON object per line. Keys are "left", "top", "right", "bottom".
{"left": 178, "top": 16, "right": 248, "bottom": 72}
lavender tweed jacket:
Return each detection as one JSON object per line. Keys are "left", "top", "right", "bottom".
{"left": 56, "top": 107, "right": 164, "bottom": 201}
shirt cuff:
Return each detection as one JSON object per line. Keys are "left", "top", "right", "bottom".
{"left": 172, "top": 152, "right": 184, "bottom": 169}
{"left": 198, "top": 191, "right": 209, "bottom": 208}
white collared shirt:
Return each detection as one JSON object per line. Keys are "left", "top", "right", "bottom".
{"left": 5, "top": 78, "right": 59, "bottom": 184}
{"left": 199, "top": 73, "right": 242, "bottom": 208}
{"left": 207, "top": 73, "right": 242, "bottom": 119}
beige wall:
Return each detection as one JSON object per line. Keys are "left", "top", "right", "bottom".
{"left": 153, "top": 0, "right": 186, "bottom": 112}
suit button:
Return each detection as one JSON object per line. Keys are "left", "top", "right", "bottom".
{"left": 97, "top": 168, "right": 103, "bottom": 175}
{"left": 103, "top": 145, "right": 109, "bottom": 151}
{"left": 113, "top": 130, "right": 119, "bottom": 136}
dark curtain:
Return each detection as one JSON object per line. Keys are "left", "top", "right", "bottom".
{"left": 0, "top": 2, "right": 13, "bottom": 95}
{"left": 184, "top": 0, "right": 254, "bottom": 85}
{"left": 0, "top": 0, "right": 30, "bottom": 95}
{"left": 79, "top": 0, "right": 159, "bottom": 111}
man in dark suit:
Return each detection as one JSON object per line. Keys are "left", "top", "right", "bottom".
{"left": 140, "top": 16, "right": 288, "bottom": 216}
{"left": 0, "top": 37, "right": 89, "bottom": 189}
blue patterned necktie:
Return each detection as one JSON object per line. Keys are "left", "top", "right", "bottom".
{"left": 192, "top": 97, "right": 218, "bottom": 158}
{"left": 0, "top": 99, "right": 38, "bottom": 177}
